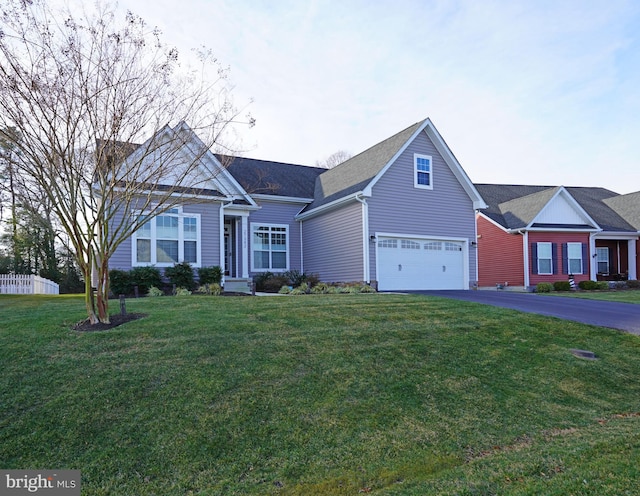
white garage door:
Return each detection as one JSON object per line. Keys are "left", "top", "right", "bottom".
{"left": 377, "top": 237, "right": 465, "bottom": 291}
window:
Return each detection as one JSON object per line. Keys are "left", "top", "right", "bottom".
{"left": 401, "top": 240, "right": 421, "bottom": 250}
{"left": 252, "top": 224, "right": 288, "bottom": 271}
{"left": 378, "top": 239, "right": 397, "bottom": 248}
{"left": 414, "top": 154, "right": 433, "bottom": 189}
{"left": 132, "top": 208, "right": 201, "bottom": 267}
{"left": 567, "top": 242, "right": 583, "bottom": 274}
{"left": 445, "top": 242, "right": 462, "bottom": 252}
{"left": 537, "top": 242, "right": 553, "bottom": 275}
{"left": 424, "top": 241, "right": 442, "bottom": 250}
{"left": 597, "top": 247, "right": 609, "bottom": 274}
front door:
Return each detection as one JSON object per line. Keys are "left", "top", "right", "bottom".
{"left": 224, "top": 219, "right": 236, "bottom": 277}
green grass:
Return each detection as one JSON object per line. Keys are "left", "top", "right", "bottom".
{"left": 1, "top": 293, "right": 639, "bottom": 495}
{"left": 548, "top": 289, "right": 640, "bottom": 304}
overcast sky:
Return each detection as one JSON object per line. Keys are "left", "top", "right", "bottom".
{"left": 74, "top": 1, "right": 640, "bottom": 193}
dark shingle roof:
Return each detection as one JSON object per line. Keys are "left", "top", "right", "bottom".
{"left": 475, "top": 184, "right": 636, "bottom": 232}
{"left": 223, "top": 156, "right": 325, "bottom": 199}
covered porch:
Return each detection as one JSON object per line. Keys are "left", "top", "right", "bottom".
{"left": 591, "top": 234, "right": 638, "bottom": 281}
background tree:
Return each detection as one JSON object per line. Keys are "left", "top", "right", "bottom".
{"left": 0, "top": 1, "right": 252, "bottom": 323}
{"left": 315, "top": 150, "right": 352, "bottom": 169}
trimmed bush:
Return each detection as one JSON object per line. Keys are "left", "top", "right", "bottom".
{"left": 165, "top": 262, "right": 195, "bottom": 290}
{"left": 553, "top": 281, "right": 571, "bottom": 292}
{"left": 130, "top": 266, "right": 162, "bottom": 294}
{"left": 578, "top": 280, "right": 599, "bottom": 290}
{"left": 535, "top": 282, "right": 553, "bottom": 293}
{"left": 198, "top": 266, "right": 222, "bottom": 285}
{"left": 109, "top": 269, "right": 131, "bottom": 296}
{"left": 596, "top": 281, "right": 609, "bottom": 290}
{"left": 627, "top": 280, "right": 640, "bottom": 289}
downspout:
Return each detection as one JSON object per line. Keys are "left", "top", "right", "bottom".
{"left": 355, "top": 194, "right": 370, "bottom": 283}
{"left": 589, "top": 233, "right": 597, "bottom": 281}
{"left": 299, "top": 220, "right": 304, "bottom": 273}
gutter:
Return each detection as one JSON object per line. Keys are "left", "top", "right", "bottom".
{"left": 295, "top": 192, "right": 367, "bottom": 221}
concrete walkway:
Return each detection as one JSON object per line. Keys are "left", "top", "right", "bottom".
{"left": 416, "top": 290, "right": 640, "bottom": 335}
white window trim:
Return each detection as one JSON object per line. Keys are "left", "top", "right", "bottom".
{"left": 250, "top": 222, "right": 290, "bottom": 272}
{"left": 537, "top": 242, "right": 553, "bottom": 275}
{"left": 414, "top": 153, "right": 433, "bottom": 190}
{"left": 131, "top": 207, "right": 202, "bottom": 268}
{"left": 567, "top": 242, "right": 583, "bottom": 275}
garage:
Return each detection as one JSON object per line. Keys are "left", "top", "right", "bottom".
{"left": 376, "top": 236, "right": 466, "bottom": 291}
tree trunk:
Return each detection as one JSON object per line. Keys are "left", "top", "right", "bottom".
{"left": 95, "top": 256, "right": 110, "bottom": 324}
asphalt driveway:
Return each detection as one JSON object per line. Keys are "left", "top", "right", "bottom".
{"left": 418, "top": 290, "right": 640, "bottom": 335}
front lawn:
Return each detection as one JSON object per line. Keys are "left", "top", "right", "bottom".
{"left": 1, "top": 294, "right": 639, "bottom": 495}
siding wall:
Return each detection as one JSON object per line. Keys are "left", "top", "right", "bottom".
{"left": 302, "top": 201, "right": 364, "bottom": 282}
{"left": 476, "top": 214, "right": 525, "bottom": 287}
{"left": 247, "top": 199, "right": 307, "bottom": 275}
{"left": 368, "top": 131, "right": 477, "bottom": 284}
{"left": 528, "top": 231, "right": 591, "bottom": 286}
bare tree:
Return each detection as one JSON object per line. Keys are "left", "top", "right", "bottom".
{"left": 315, "top": 150, "right": 352, "bottom": 169}
{"left": 0, "top": 0, "right": 253, "bottom": 323}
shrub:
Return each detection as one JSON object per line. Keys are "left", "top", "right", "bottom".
{"left": 596, "top": 281, "right": 609, "bottom": 290}
{"left": 578, "top": 280, "right": 599, "bottom": 290}
{"left": 535, "top": 282, "right": 553, "bottom": 293}
{"left": 198, "top": 266, "right": 222, "bottom": 285}
{"left": 311, "top": 282, "right": 330, "bottom": 294}
{"left": 296, "top": 282, "right": 310, "bottom": 294}
{"left": 109, "top": 269, "right": 131, "bottom": 296}
{"left": 289, "top": 286, "right": 307, "bottom": 295}
{"left": 253, "top": 272, "right": 274, "bottom": 292}
{"left": 359, "top": 284, "right": 376, "bottom": 293}
{"left": 278, "top": 285, "right": 291, "bottom": 294}
{"left": 130, "top": 266, "right": 162, "bottom": 294}
{"left": 627, "top": 280, "right": 640, "bottom": 289}
{"left": 553, "top": 281, "right": 571, "bottom": 292}
{"left": 198, "top": 283, "right": 221, "bottom": 296}
{"left": 284, "top": 269, "right": 306, "bottom": 287}
{"left": 165, "top": 262, "right": 195, "bottom": 290}
{"left": 174, "top": 287, "right": 192, "bottom": 296}
{"left": 147, "top": 286, "right": 164, "bottom": 297}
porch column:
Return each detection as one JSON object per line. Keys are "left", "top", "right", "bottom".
{"left": 628, "top": 239, "right": 637, "bottom": 280}
{"left": 240, "top": 213, "right": 249, "bottom": 278}
{"left": 589, "top": 233, "right": 597, "bottom": 281}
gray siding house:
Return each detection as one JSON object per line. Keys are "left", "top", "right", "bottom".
{"left": 109, "top": 118, "right": 487, "bottom": 291}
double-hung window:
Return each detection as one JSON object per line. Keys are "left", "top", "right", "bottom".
{"left": 414, "top": 154, "right": 433, "bottom": 189}
{"left": 132, "top": 207, "right": 201, "bottom": 267}
{"left": 596, "top": 247, "right": 609, "bottom": 274}
{"left": 567, "top": 242, "right": 583, "bottom": 275}
{"left": 537, "top": 242, "right": 553, "bottom": 275}
{"left": 252, "top": 224, "right": 288, "bottom": 271}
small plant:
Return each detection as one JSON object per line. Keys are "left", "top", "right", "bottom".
{"left": 198, "top": 266, "right": 222, "bottom": 285}
{"left": 311, "top": 283, "right": 330, "bottom": 294}
{"left": 535, "top": 282, "right": 553, "bottom": 293}
{"left": 147, "top": 286, "right": 164, "bottom": 297}
{"left": 553, "top": 281, "right": 571, "bottom": 292}
{"left": 165, "top": 262, "right": 195, "bottom": 290}
{"left": 289, "top": 286, "right": 307, "bottom": 295}
{"left": 278, "top": 285, "right": 291, "bottom": 294}
{"left": 359, "top": 284, "right": 376, "bottom": 293}
{"left": 296, "top": 282, "right": 310, "bottom": 293}
{"left": 198, "top": 283, "right": 221, "bottom": 296}
{"left": 174, "top": 287, "right": 192, "bottom": 296}
{"left": 578, "top": 280, "right": 599, "bottom": 290}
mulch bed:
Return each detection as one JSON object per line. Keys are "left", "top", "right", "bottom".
{"left": 73, "top": 313, "right": 147, "bottom": 332}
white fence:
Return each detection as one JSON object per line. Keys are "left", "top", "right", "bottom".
{"left": 0, "top": 274, "right": 60, "bottom": 295}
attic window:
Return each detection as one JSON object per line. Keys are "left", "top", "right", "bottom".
{"left": 414, "top": 154, "right": 433, "bottom": 190}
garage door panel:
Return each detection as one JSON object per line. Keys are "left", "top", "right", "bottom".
{"left": 377, "top": 237, "right": 465, "bottom": 291}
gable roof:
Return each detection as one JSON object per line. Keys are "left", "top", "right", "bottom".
{"left": 603, "top": 191, "right": 640, "bottom": 230}
{"left": 223, "top": 155, "right": 325, "bottom": 199}
{"left": 303, "top": 118, "right": 486, "bottom": 213}
{"left": 475, "top": 184, "right": 637, "bottom": 233}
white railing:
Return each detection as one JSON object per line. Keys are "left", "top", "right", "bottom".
{"left": 0, "top": 274, "right": 60, "bottom": 295}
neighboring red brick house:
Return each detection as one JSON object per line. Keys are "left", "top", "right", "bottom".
{"left": 475, "top": 185, "right": 640, "bottom": 290}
